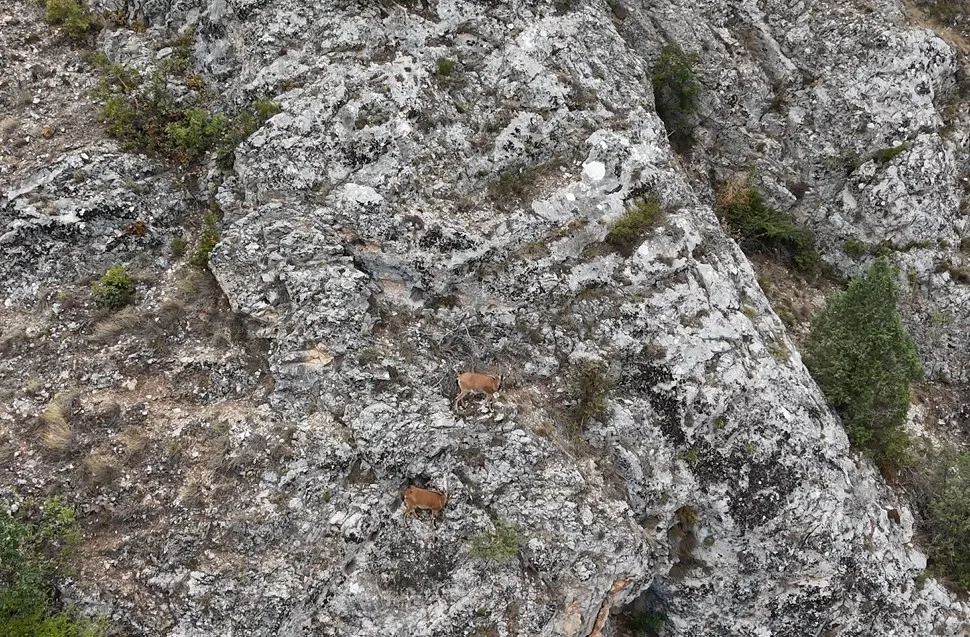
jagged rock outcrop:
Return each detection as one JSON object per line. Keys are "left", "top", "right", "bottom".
{"left": 2, "top": 0, "right": 970, "bottom": 636}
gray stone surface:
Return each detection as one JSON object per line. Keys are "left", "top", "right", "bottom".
{"left": 2, "top": 0, "right": 970, "bottom": 635}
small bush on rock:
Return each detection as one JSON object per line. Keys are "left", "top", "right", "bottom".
{"left": 563, "top": 359, "right": 612, "bottom": 434}
{"left": 652, "top": 43, "right": 702, "bottom": 154}
{"left": 190, "top": 207, "right": 222, "bottom": 269}
{"left": 0, "top": 497, "right": 105, "bottom": 636}
{"left": 605, "top": 196, "right": 665, "bottom": 256}
{"left": 91, "top": 265, "right": 135, "bottom": 310}
{"left": 804, "top": 257, "right": 922, "bottom": 475}
{"left": 89, "top": 43, "right": 280, "bottom": 166}
{"left": 717, "top": 180, "right": 820, "bottom": 274}
{"left": 469, "top": 520, "right": 520, "bottom": 563}
{"left": 44, "top": 0, "right": 100, "bottom": 43}
{"left": 922, "top": 447, "right": 970, "bottom": 590}
{"left": 628, "top": 611, "right": 667, "bottom": 637}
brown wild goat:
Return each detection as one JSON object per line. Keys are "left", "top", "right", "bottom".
{"left": 402, "top": 484, "right": 448, "bottom": 527}
{"left": 454, "top": 371, "right": 503, "bottom": 409}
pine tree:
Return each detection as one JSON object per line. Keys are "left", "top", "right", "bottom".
{"left": 804, "top": 257, "right": 922, "bottom": 473}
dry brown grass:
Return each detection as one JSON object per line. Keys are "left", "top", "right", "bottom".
{"left": 716, "top": 173, "right": 753, "bottom": 209}
{"left": 118, "top": 427, "right": 150, "bottom": 455}
{"left": 903, "top": 1, "right": 970, "bottom": 55}
{"left": 178, "top": 478, "right": 204, "bottom": 507}
{"left": 39, "top": 418, "right": 74, "bottom": 452}
{"left": 38, "top": 393, "right": 78, "bottom": 453}
{"left": 82, "top": 451, "right": 118, "bottom": 484}
{"left": 91, "top": 306, "right": 145, "bottom": 342}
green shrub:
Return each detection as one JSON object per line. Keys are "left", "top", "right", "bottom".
{"left": 923, "top": 448, "right": 970, "bottom": 590}
{"left": 605, "top": 196, "right": 664, "bottom": 256}
{"left": 804, "top": 258, "right": 922, "bottom": 475}
{"left": 91, "top": 265, "right": 135, "bottom": 310}
{"left": 157, "top": 30, "right": 195, "bottom": 77}
{"left": 563, "top": 359, "right": 612, "bottom": 433}
{"left": 873, "top": 142, "right": 909, "bottom": 164}
{"left": 628, "top": 611, "right": 666, "bottom": 637}
{"left": 44, "top": 0, "right": 100, "bottom": 43}
{"left": 190, "top": 207, "right": 222, "bottom": 269}
{"left": 469, "top": 520, "right": 520, "bottom": 563}
{"left": 89, "top": 34, "right": 280, "bottom": 167}
{"left": 717, "top": 184, "right": 820, "bottom": 274}
{"left": 436, "top": 57, "right": 456, "bottom": 77}
{"left": 165, "top": 108, "right": 229, "bottom": 164}
{"left": 0, "top": 497, "right": 105, "bottom": 636}
{"left": 652, "top": 43, "right": 702, "bottom": 154}
{"left": 843, "top": 238, "right": 868, "bottom": 257}
{"left": 170, "top": 237, "right": 188, "bottom": 258}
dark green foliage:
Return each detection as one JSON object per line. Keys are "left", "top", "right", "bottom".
{"left": 0, "top": 498, "right": 104, "bottom": 636}
{"left": 717, "top": 185, "right": 820, "bottom": 274}
{"left": 44, "top": 0, "right": 100, "bottom": 43}
{"left": 165, "top": 108, "right": 230, "bottom": 164}
{"left": 91, "top": 265, "right": 135, "bottom": 310}
{"left": 924, "top": 448, "right": 970, "bottom": 590}
{"left": 190, "top": 207, "right": 222, "bottom": 269}
{"left": 651, "top": 43, "right": 702, "bottom": 154}
{"left": 89, "top": 45, "right": 280, "bottom": 166}
{"left": 873, "top": 142, "right": 909, "bottom": 164}
{"left": 436, "top": 57, "right": 456, "bottom": 77}
{"left": 605, "top": 196, "right": 664, "bottom": 256}
{"left": 804, "top": 258, "right": 922, "bottom": 475}
{"left": 563, "top": 359, "right": 612, "bottom": 433}
{"left": 469, "top": 521, "right": 520, "bottom": 563}
{"left": 628, "top": 611, "right": 667, "bottom": 637}
{"left": 843, "top": 239, "right": 868, "bottom": 257}
{"left": 170, "top": 237, "right": 188, "bottom": 258}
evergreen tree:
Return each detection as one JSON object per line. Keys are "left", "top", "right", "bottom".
{"left": 804, "top": 257, "right": 922, "bottom": 473}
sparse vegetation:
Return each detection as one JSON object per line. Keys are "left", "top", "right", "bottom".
{"left": 91, "top": 265, "right": 136, "bottom": 310}
{"left": 562, "top": 359, "right": 612, "bottom": 434}
{"left": 91, "top": 307, "right": 144, "bottom": 342}
{"left": 921, "top": 446, "right": 970, "bottom": 590}
{"left": 843, "top": 238, "right": 868, "bottom": 257}
{"left": 43, "top": 0, "right": 100, "bottom": 43}
{"left": 89, "top": 43, "right": 280, "bottom": 166}
{"left": 605, "top": 196, "right": 665, "bottom": 256}
{"left": 190, "top": 206, "right": 223, "bottom": 269}
{"left": 716, "top": 179, "right": 820, "bottom": 275}
{"left": 469, "top": 520, "right": 520, "bottom": 563}
{"left": 873, "top": 142, "right": 910, "bottom": 164}
{"left": 82, "top": 452, "right": 117, "bottom": 484}
{"left": 804, "top": 258, "right": 922, "bottom": 475}
{"left": 0, "top": 497, "right": 105, "bottom": 636}
{"left": 628, "top": 610, "right": 667, "bottom": 637}
{"left": 170, "top": 237, "right": 188, "bottom": 258}
{"left": 651, "top": 43, "right": 702, "bottom": 153}
{"left": 436, "top": 57, "right": 456, "bottom": 77}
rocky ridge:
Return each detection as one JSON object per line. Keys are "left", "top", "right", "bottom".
{"left": 2, "top": 0, "right": 970, "bottom": 635}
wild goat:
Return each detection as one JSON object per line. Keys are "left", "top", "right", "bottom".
{"left": 402, "top": 482, "right": 448, "bottom": 527}
{"left": 454, "top": 371, "right": 503, "bottom": 409}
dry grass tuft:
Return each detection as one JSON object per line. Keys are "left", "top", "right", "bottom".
{"left": 178, "top": 478, "right": 204, "bottom": 507}
{"left": 40, "top": 402, "right": 68, "bottom": 428}
{"left": 38, "top": 393, "right": 79, "bottom": 453}
{"left": 716, "top": 173, "right": 752, "bottom": 209}
{"left": 40, "top": 419, "right": 74, "bottom": 452}
{"left": 118, "top": 427, "right": 150, "bottom": 455}
{"left": 91, "top": 306, "right": 145, "bottom": 342}
{"left": 83, "top": 452, "right": 118, "bottom": 484}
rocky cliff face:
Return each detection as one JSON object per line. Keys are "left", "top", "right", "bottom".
{"left": 2, "top": 0, "right": 970, "bottom": 635}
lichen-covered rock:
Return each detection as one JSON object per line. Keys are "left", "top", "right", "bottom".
{"left": 3, "top": 0, "right": 970, "bottom": 636}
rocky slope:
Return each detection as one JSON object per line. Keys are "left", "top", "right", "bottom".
{"left": 2, "top": 0, "right": 970, "bottom": 635}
